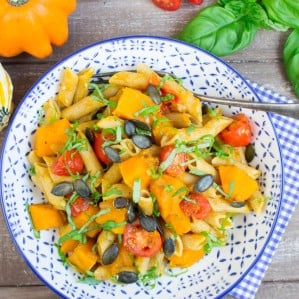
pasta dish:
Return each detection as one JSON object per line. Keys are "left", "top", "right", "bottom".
{"left": 27, "top": 64, "right": 267, "bottom": 285}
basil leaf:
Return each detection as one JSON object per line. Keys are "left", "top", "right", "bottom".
{"left": 224, "top": 0, "right": 288, "bottom": 31}
{"left": 283, "top": 29, "right": 299, "bottom": 96}
{"left": 176, "top": 6, "right": 258, "bottom": 56}
{"left": 261, "top": 0, "right": 299, "bottom": 29}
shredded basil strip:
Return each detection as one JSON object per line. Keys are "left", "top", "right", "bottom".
{"left": 25, "top": 201, "right": 40, "bottom": 239}
{"left": 172, "top": 186, "right": 189, "bottom": 198}
{"left": 58, "top": 208, "right": 110, "bottom": 244}
{"left": 201, "top": 231, "right": 224, "bottom": 254}
{"left": 159, "top": 148, "right": 177, "bottom": 172}
{"left": 59, "top": 121, "right": 88, "bottom": 154}
{"left": 101, "top": 220, "right": 127, "bottom": 231}
{"left": 134, "top": 105, "right": 160, "bottom": 118}
{"left": 138, "top": 266, "right": 159, "bottom": 289}
{"left": 132, "top": 178, "right": 141, "bottom": 203}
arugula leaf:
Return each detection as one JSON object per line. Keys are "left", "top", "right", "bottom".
{"left": 283, "top": 29, "right": 299, "bottom": 96}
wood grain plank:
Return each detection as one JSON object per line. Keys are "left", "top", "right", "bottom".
{"left": 1, "top": 281, "right": 299, "bottom": 299}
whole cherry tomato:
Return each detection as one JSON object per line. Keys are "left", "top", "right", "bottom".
{"left": 93, "top": 132, "right": 112, "bottom": 165}
{"left": 219, "top": 113, "right": 252, "bottom": 147}
{"left": 123, "top": 219, "right": 162, "bottom": 257}
{"left": 180, "top": 193, "right": 211, "bottom": 219}
{"left": 188, "top": 0, "right": 204, "bottom": 4}
{"left": 52, "top": 149, "right": 84, "bottom": 176}
{"left": 70, "top": 197, "right": 90, "bottom": 217}
{"left": 152, "top": 0, "right": 182, "bottom": 11}
{"left": 160, "top": 144, "right": 188, "bottom": 176}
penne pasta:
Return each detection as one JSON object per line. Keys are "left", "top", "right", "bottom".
{"left": 28, "top": 64, "right": 267, "bottom": 285}
{"left": 56, "top": 67, "right": 78, "bottom": 107}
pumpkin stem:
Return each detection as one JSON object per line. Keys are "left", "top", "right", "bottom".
{"left": 8, "top": 0, "right": 29, "bottom": 6}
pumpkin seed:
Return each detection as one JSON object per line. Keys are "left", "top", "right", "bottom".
{"left": 194, "top": 174, "right": 214, "bottom": 192}
{"left": 132, "top": 134, "right": 152, "bottom": 149}
{"left": 124, "top": 120, "right": 136, "bottom": 137}
{"left": 102, "top": 244, "right": 119, "bottom": 265}
{"left": 74, "top": 179, "right": 90, "bottom": 199}
{"left": 163, "top": 237, "right": 175, "bottom": 257}
{"left": 124, "top": 119, "right": 151, "bottom": 138}
{"left": 147, "top": 84, "right": 161, "bottom": 104}
{"left": 131, "top": 119, "right": 151, "bottom": 132}
{"left": 127, "top": 202, "right": 138, "bottom": 223}
{"left": 156, "top": 218, "right": 164, "bottom": 236}
{"left": 113, "top": 197, "right": 129, "bottom": 209}
{"left": 117, "top": 271, "right": 138, "bottom": 284}
{"left": 51, "top": 181, "right": 74, "bottom": 196}
{"left": 140, "top": 214, "right": 157, "bottom": 232}
{"left": 230, "top": 201, "right": 246, "bottom": 208}
{"left": 103, "top": 146, "right": 121, "bottom": 163}
{"left": 245, "top": 144, "right": 255, "bottom": 163}
{"left": 85, "top": 128, "right": 94, "bottom": 145}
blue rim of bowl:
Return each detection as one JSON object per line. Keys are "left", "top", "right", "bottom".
{"left": 0, "top": 35, "right": 284, "bottom": 299}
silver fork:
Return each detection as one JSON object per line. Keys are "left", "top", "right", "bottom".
{"left": 92, "top": 71, "right": 299, "bottom": 120}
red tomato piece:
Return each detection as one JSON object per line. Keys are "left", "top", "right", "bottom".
{"left": 189, "top": 0, "right": 204, "bottom": 4}
{"left": 152, "top": 0, "right": 182, "bottom": 11}
{"left": 123, "top": 220, "right": 162, "bottom": 257}
{"left": 160, "top": 145, "right": 188, "bottom": 176}
{"left": 180, "top": 193, "right": 211, "bottom": 220}
{"left": 52, "top": 149, "right": 84, "bottom": 176}
{"left": 219, "top": 113, "right": 252, "bottom": 147}
{"left": 70, "top": 197, "right": 90, "bottom": 217}
{"left": 93, "top": 132, "right": 112, "bottom": 165}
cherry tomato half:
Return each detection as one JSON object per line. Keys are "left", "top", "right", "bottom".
{"left": 160, "top": 145, "right": 188, "bottom": 176}
{"left": 123, "top": 220, "right": 162, "bottom": 257}
{"left": 70, "top": 197, "right": 90, "bottom": 217}
{"left": 180, "top": 193, "right": 211, "bottom": 220}
{"left": 52, "top": 149, "right": 84, "bottom": 176}
{"left": 152, "top": 0, "right": 182, "bottom": 11}
{"left": 219, "top": 113, "right": 252, "bottom": 147}
{"left": 93, "top": 132, "right": 112, "bottom": 165}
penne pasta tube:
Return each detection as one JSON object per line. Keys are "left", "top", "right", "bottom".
{"left": 74, "top": 67, "right": 95, "bottom": 103}
{"left": 181, "top": 233, "right": 206, "bottom": 251}
{"left": 77, "top": 130, "right": 103, "bottom": 186}
{"left": 56, "top": 67, "right": 79, "bottom": 107}
{"left": 248, "top": 190, "right": 268, "bottom": 214}
{"left": 34, "top": 163, "right": 66, "bottom": 210}
{"left": 61, "top": 96, "right": 106, "bottom": 121}
{"left": 102, "top": 163, "right": 122, "bottom": 185}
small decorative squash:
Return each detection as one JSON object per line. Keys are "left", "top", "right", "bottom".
{"left": 0, "top": 0, "right": 77, "bottom": 58}
{"left": 0, "top": 63, "right": 13, "bottom": 131}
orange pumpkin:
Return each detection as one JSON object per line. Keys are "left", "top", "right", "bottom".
{"left": 0, "top": 0, "right": 77, "bottom": 58}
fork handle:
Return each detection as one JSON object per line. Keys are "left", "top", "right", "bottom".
{"left": 197, "top": 94, "right": 299, "bottom": 120}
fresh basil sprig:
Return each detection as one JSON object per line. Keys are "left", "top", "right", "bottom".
{"left": 176, "top": 4, "right": 259, "bottom": 56}
{"left": 177, "top": 0, "right": 299, "bottom": 97}
{"left": 261, "top": 0, "right": 299, "bottom": 29}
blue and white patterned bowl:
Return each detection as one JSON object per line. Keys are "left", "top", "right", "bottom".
{"left": 0, "top": 36, "right": 282, "bottom": 299}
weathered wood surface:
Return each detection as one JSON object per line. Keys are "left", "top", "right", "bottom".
{"left": 0, "top": 1, "right": 298, "bottom": 298}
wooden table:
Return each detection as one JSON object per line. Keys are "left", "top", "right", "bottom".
{"left": 0, "top": 1, "right": 298, "bottom": 298}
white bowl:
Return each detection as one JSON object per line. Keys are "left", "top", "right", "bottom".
{"left": 0, "top": 36, "right": 282, "bottom": 299}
